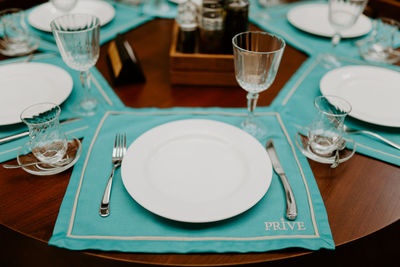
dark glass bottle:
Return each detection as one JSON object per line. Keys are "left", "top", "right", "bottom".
{"left": 223, "top": 0, "right": 249, "bottom": 54}
{"left": 199, "top": 0, "right": 224, "bottom": 54}
{"left": 176, "top": 0, "right": 199, "bottom": 53}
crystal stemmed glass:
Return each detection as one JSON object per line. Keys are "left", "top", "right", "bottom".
{"left": 322, "top": 0, "right": 368, "bottom": 68}
{"left": 51, "top": 14, "right": 100, "bottom": 116}
{"left": 232, "top": 31, "right": 285, "bottom": 139}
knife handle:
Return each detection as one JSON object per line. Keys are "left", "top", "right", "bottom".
{"left": 279, "top": 173, "right": 297, "bottom": 220}
{"left": 0, "top": 131, "right": 29, "bottom": 145}
{"left": 0, "top": 117, "right": 81, "bottom": 145}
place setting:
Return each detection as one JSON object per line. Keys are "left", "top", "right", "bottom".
{"left": 47, "top": 29, "right": 334, "bottom": 253}
{"left": 250, "top": 0, "right": 375, "bottom": 62}
{"left": 0, "top": 12, "right": 126, "bottom": 163}
{"left": 47, "top": 107, "right": 334, "bottom": 253}
{"left": 0, "top": 0, "right": 154, "bottom": 54}
{"left": 271, "top": 52, "right": 400, "bottom": 166}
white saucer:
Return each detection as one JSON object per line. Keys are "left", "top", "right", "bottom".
{"left": 17, "top": 136, "right": 81, "bottom": 176}
{"left": 28, "top": 0, "right": 115, "bottom": 32}
{"left": 295, "top": 132, "right": 356, "bottom": 165}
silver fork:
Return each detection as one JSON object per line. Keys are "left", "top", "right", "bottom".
{"left": 99, "top": 133, "right": 126, "bottom": 217}
{"left": 343, "top": 125, "right": 400, "bottom": 150}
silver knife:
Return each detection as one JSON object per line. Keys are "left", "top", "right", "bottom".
{"left": 0, "top": 117, "right": 82, "bottom": 145}
{"left": 266, "top": 139, "right": 297, "bottom": 220}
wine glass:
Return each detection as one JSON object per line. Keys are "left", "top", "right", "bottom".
{"left": 50, "top": 0, "right": 78, "bottom": 13}
{"left": 322, "top": 0, "right": 368, "bottom": 68}
{"left": 51, "top": 14, "right": 100, "bottom": 116}
{"left": 232, "top": 31, "right": 285, "bottom": 139}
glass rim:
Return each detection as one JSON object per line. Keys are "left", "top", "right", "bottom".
{"left": 20, "top": 102, "right": 61, "bottom": 126}
{"left": 232, "top": 31, "right": 286, "bottom": 55}
{"left": 314, "top": 95, "right": 352, "bottom": 117}
{"left": 50, "top": 13, "right": 100, "bottom": 34}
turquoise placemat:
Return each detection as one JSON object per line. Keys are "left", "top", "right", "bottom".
{"left": 142, "top": 0, "right": 178, "bottom": 19}
{"left": 0, "top": 53, "right": 125, "bottom": 163}
{"left": 249, "top": 0, "right": 373, "bottom": 59}
{"left": 49, "top": 107, "right": 334, "bottom": 253}
{"left": 25, "top": 1, "right": 154, "bottom": 52}
{"left": 272, "top": 55, "right": 400, "bottom": 166}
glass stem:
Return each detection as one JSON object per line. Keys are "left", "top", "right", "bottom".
{"left": 331, "top": 32, "right": 341, "bottom": 48}
{"left": 79, "top": 70, "right": 91, "bottom": 103}
{"left": 246, "top": 92, "right": 259, "bottom": 123}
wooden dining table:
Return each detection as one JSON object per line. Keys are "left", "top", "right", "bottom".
{"left": 0, "top": 1, "right": 399, "bottom": 266}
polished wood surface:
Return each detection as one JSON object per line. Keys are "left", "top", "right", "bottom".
{"left": 0, "top": 2, "right": 399, "bottom": 266}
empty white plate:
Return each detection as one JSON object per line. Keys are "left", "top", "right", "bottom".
{"left": 121, "top": 119, "right": 273, "bottom": 223}
{"left": 320, "top": 65, "right": 400, "bottom": 127}
{"left": 0, "top": 62, "right": 73, "bottom": 126}
{"left": 287, "top": 3, "right": 372, "bottom": 38}
{"left": 28, "top": 0, "right": 115, "bottom": 32}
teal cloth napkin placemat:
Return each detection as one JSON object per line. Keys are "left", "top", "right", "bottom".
{"left": 49, "top": 107, "right": 334, "bottom": 253}
{"left": 249, "top": 0, "right": 372, "bottom": 59}
{"left": 142, "top": 0, "right": 178, "bottom": 19}
{"left": 272, "top": 55, "right": 400, "bottom": 166}
{"left": 0, "top": 53, "right": 125, "bottom": 163}
{"left": 25, "top": 1, "right": 154, "bottom": 53}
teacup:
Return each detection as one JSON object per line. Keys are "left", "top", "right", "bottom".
{"left": 307, "top": 95, "right": 352, "bottom": 157}
{"left": 20, "top": 103, "right": 68, "bottom": 165}
{"left": 0, "top": 8, "right": 39, "bottom": 56}
{"left": 357, "top": 17, "right": 400, "bottom": 64}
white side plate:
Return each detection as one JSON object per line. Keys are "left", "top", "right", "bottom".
{"left": 121, "top": 119, "right": 273, "bottom": 223}
{"left": 28, "top": 0, "right": 115, "bottom": 32}
{"left": 320, "top": 65, "right": 400, "bottom": 127}
{"left": 0, "top": 62, "right": 73, "bottom": 126}
{"left": 287, "top": 3, "right": 371, "bottom": 38}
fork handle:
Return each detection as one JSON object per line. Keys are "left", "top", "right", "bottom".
{"left": 360, "top": 131, "right": 400, "bottom": 150}
{"left": 99, "top": 165, "right": 118, "bottom": 217}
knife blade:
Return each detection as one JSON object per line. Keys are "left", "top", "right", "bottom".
{"left": 266, "top": 139, "right": 297, "bottom": 220}
{"left": 0, "top": 117, "right": 82, "bottom": 145}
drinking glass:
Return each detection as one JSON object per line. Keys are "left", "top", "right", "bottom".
{"left": 232, "top": 31, "right": 285, "bottom": 139}
{"left": 0, "top": 8, "right": 39, "bottom": 56}
{"left": 50, "top": 0, "right": 78, "bottom": 13}
{"left": 51, "top": 14, "right": 100, "bottom": 116}
{"left": 20, "top": 103, "right": 68, "bottom": 165}
{"left": 357, "top": 17, "right": 400, "bottom": 64}
{"left": 322, "top": 0, "right": 368, "bottom": 68}
{"left": 308, "top": 95, "right": 352, "bottom": 157}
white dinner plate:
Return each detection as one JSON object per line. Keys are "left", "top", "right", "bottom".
{"left": 320, "top": 65, "right": 400, "bottom": 127}
{"left": 28, "top": 0, "right": 115, "bottom": 32}
{"left": 0, "top": 62, "right": 73, "bottom": 126}
{"left": 287, "top": 3, "right": 372, "bottom": 38}
{"left": 121, "top": 119, "right": 273, "bottom": 223}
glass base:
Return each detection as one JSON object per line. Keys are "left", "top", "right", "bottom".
{"left": 72, "top": 97, "right": 98, "bottom": 116}
{"left": 241, "top": 118, "right": 267, "bottom": 141}
{"left": 17, "top": 136, "right": 81, "bottom": 176}
{"left": 0, "top": 38, "right": 39, "bottom": 57}
{"left": 295, "top": 132, "right": 356, "bottom": 167}
{"left": 319, "top": 53, "right": 342, "bottom": 69}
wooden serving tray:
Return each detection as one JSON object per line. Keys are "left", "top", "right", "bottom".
{"left": 169, "top": 23, "right": 237, "bottom": 86}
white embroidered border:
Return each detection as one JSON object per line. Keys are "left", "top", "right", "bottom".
{"left": 66, "top": 110, "right": 321, "bottom": 241}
